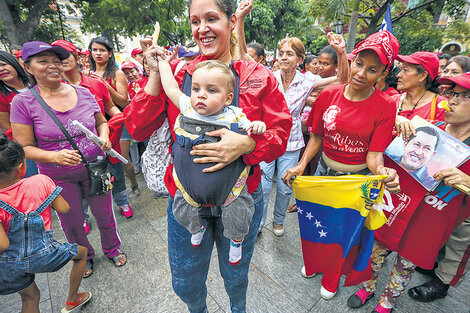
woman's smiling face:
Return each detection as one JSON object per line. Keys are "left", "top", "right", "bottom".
{"left": 189, "top": 0, "right": 236, "bottom": 61}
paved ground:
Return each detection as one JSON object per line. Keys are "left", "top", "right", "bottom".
{"left": 2, "top": 173, "right": 469, "bottom": 313}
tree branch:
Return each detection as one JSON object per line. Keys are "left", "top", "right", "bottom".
{"left": 392, "top": 0, "right": 437, "bottom": 24}
{"left": 341, "top": 13, "right": 372, "bottom": 19}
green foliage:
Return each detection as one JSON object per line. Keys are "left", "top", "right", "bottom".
{"left": 306, "top": 34, "right": 328, "bottom": 54}
{"left": 393, "top": 10, "right": 443, "bottom": 54}
{"left": 243, "top": 0, "right": 321, "bottom": 51}
{"left": 444, "top": 19, "right": 470, "bottom": 43}
{"left": 70, "top": 0, "right": 190, "bottom": 47}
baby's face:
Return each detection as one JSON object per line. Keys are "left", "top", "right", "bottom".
{"left": 190, "top": 68, "right": 233, "bottom": 116}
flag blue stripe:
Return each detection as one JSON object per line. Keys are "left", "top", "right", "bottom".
{"left": 296, "top": 199, "right": 367, "bottom": 258}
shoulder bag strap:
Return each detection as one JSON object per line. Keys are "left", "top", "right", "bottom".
{"left": 30, "top": 88, "right": 87, "bottom": 164}
{"left": 430, "top": 94, "right": 438, "bottom": 122}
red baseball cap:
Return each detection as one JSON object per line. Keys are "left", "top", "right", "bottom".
{"left": 131, "top": 48, "right": 142, "bottom": 57}
{"left": 16, "top": 50, "right": 22, "bottom": 59}
{"left": 352, "top": 31, "right": 399, "bottom": 69}
{"left": 438, "top": 72, "right": 470, "bottom": 90}
{"left": 121, "top": 61, "right": 137, "bottom": 70}
{"left": 51, "top": 39, "right": 78, "bottom": 55}
{"left": 396, "top": 52, "right": 439, "bottom": 80}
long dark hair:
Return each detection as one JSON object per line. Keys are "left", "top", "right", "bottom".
{"left": 88, "top": 36, "right": 117, "bottom": 80}
{"left": 0, "top": 51, "right": 30, "bottom": 96}
{"left": 0, "top": 133, "right": 25, "bottom": 176}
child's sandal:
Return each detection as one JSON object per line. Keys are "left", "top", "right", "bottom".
{"left": 61, "top": 291, "right": 92, "bottom": 313}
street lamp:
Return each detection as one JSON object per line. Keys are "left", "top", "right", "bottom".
{"left": 334, "top": 19, "right": 344, "bottom": 34}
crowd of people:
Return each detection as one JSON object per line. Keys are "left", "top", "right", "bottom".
{"left": 1, "top": 0, "right": 469, "bottom": 312}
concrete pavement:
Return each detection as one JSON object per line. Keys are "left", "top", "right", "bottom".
{"left": 1, "top": 173, "right": 469, "bottom": 312}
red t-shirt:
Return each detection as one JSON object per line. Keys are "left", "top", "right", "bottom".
{"left": 307, "top": 84, "right": 396, "bottom": 164}
{"left": 80, "top": 73, "right": 111, "bottom": 115}
{"left": 0, "top": 175, "right": 57, "bottom": 234}
{"left": 383, "top": 86, "right": 399, "bottom": 97}
{"left": 0, "top": 90, "right": 17, "bottom": 113}
{"left": 393, "top": 94, "right": 446, "bottom": 122}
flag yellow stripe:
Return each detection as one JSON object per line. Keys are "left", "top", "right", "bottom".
{"left": 292, "top": 175, "right": 387, "bottom": 218}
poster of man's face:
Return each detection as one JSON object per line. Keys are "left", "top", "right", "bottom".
{"left": 400, "top": 128, "right": 439, "bottom": 171}
{"left": 385, "top": 116, "right": 470, "bottom": 191}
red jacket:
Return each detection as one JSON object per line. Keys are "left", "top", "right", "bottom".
{"left": 124, "top": 55, "right": 292, "bottom": 196}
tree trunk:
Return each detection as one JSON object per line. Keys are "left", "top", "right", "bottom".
{"left": 346, "top": 0, "right": 360, "bottom": 53}
{"left": 0, "top": 0, "right": 50, "bottom": 47}
{"left": 367, "top": 0, "right": 395, "bottom": 36}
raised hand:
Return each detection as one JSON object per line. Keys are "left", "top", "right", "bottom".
{"left": 236, "top": 0, "right": 253, "bottom": 19}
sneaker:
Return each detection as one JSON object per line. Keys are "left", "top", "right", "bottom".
{"left": 301, "top": 265, "right": 317, "bottom": 278}
{"left": 229, "top": 239, "right": 243, "bottom": 265}
{"left": 372, "top": 303, "right": 393, "bottom": 313}
{"left": 347, "top": 288, "right": 374, "bottom": 308}
{"left": 129, "top": 186, "right": 140, "bottom": 199}
{"left": 273, "top": 222, "right": 284, "bottom": 236}
{"left": 320, "top": 285, "right": 337, "bottom": 300}
{"left": 120, "top": 204, "right": 134, "bottom": 218}
{"left": 133, "top": 166, "right": 141, "bottom": 175}
{"left": 191, "top": 226, "right": 206, "bottom": 247}
{"left": 83, "top": 220, "right": 90, "bottom": 234}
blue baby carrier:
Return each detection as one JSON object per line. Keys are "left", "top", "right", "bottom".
{"left": 172, "top": 64, "right": 247, "bottom": 208}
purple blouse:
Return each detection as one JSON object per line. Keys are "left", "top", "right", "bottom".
{"left": 10, "top": 85, "right": 104, "bottom": 171}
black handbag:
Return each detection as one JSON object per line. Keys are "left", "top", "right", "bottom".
{"left": 31, "top": 88, "right": 113, "bottom": 196}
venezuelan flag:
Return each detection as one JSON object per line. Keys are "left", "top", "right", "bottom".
{"left": 292, "top": 175, "right": 387, "bottom": 293}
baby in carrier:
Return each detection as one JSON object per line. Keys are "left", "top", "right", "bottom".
{"left": 0, "top": 134, "right": 92, "bottom": 312}
{"left": 158, "top": 55, "right": 266, "bottom": 265}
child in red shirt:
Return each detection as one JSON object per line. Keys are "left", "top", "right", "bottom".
{"left": 0, "top": 134, "right": 92, "bottom": 312}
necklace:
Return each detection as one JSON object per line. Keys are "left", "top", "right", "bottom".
{"left": 398, "top": 90, "right": 427, "bottom": 118}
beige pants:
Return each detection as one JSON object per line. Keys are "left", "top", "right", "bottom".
{"left": 435, "top": 216, "right": 470, "bottom": 286}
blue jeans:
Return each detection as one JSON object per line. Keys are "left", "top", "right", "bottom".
{"left": 111, "top": 162, "right": 129, "bottom": 206}
{"left": 167, "top": 185, "right": 263, "bottom": 313}
{"left": 259, "top": 149, "right": 300, "bottom": 228}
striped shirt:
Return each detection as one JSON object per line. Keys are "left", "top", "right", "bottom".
{"left": 274, "top": 70, "right": 319, "bottom": 151}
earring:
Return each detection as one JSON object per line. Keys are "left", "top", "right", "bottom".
{"left": 377, "top": 78, "right": 381, "bottom": 82}
{"left": 419, "top": 82, "right": 422, "bottom": 87}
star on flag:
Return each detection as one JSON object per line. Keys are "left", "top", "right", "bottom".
{"left": 306, "top": 212, "right": 313, "bottom": 220}
{"left": 314, "top": 219, "right": 322, "bottom": 228}
{"left": 297, "top": 206, "right": 303, "bottom": 214}
{"left": 319, "top": 229, "right": 327, "bottom": 237}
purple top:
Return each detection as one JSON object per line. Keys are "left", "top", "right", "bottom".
{"left": 10, "top": 85, "right": 104, "bottom": 171}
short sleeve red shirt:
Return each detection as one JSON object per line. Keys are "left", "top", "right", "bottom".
{"left": 0, "top": 90, "right": 17, "bottom": 113}
{"left": 307, "top": 84, "right": 396, "bottom": 164}
{"left": 80, "top": 73, "right": 111, "bottom": 114}
{"left": 0, "top": 174, "right": 57, "bottom": 234}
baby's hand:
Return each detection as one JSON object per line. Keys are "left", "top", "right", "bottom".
{"left": 157, "top": 46, "right": 178, "bottom": 63}
{"left": 246, "top": 121, "right": 266, "bottom": 135}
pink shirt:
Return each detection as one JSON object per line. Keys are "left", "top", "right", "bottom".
{"left": 0, "top": 175, "right": 56, "bottom": 234}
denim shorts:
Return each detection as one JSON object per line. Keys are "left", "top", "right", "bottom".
{"left": 0, "top": 231, "right": 78, "bottom": 295}
{"left": 120, "top": 125, "right": 134, "bottom": 141}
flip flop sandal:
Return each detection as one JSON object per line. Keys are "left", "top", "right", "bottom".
{"left": 61, "top": 291, "right": 92, "bottom": 313}
{"left": 110, "top": 252, "right": 127, "bottom": 267}
{"left": 83, "top": 260, "right": 93, "bottom": 278}
{"left": 286, "top": 204, "right": 298, "bottom": 213}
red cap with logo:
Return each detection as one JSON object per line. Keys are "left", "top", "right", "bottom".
{"left": 131, "top": 48, "right": 142, "bottom": 57}
{"left": 438, "top": 72, "right": 470, "bottom": 90}
{"left": 396, "top": 52, "right": 439, "bottom": 80}
{"left": 51, "top": 39, "right": 78, "bottom": 55}
{"left": 352, "top": 31, "right": 399, "bottom": 69}
{"left": 121, "top": 61, "right": 137, "bottom": 70}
